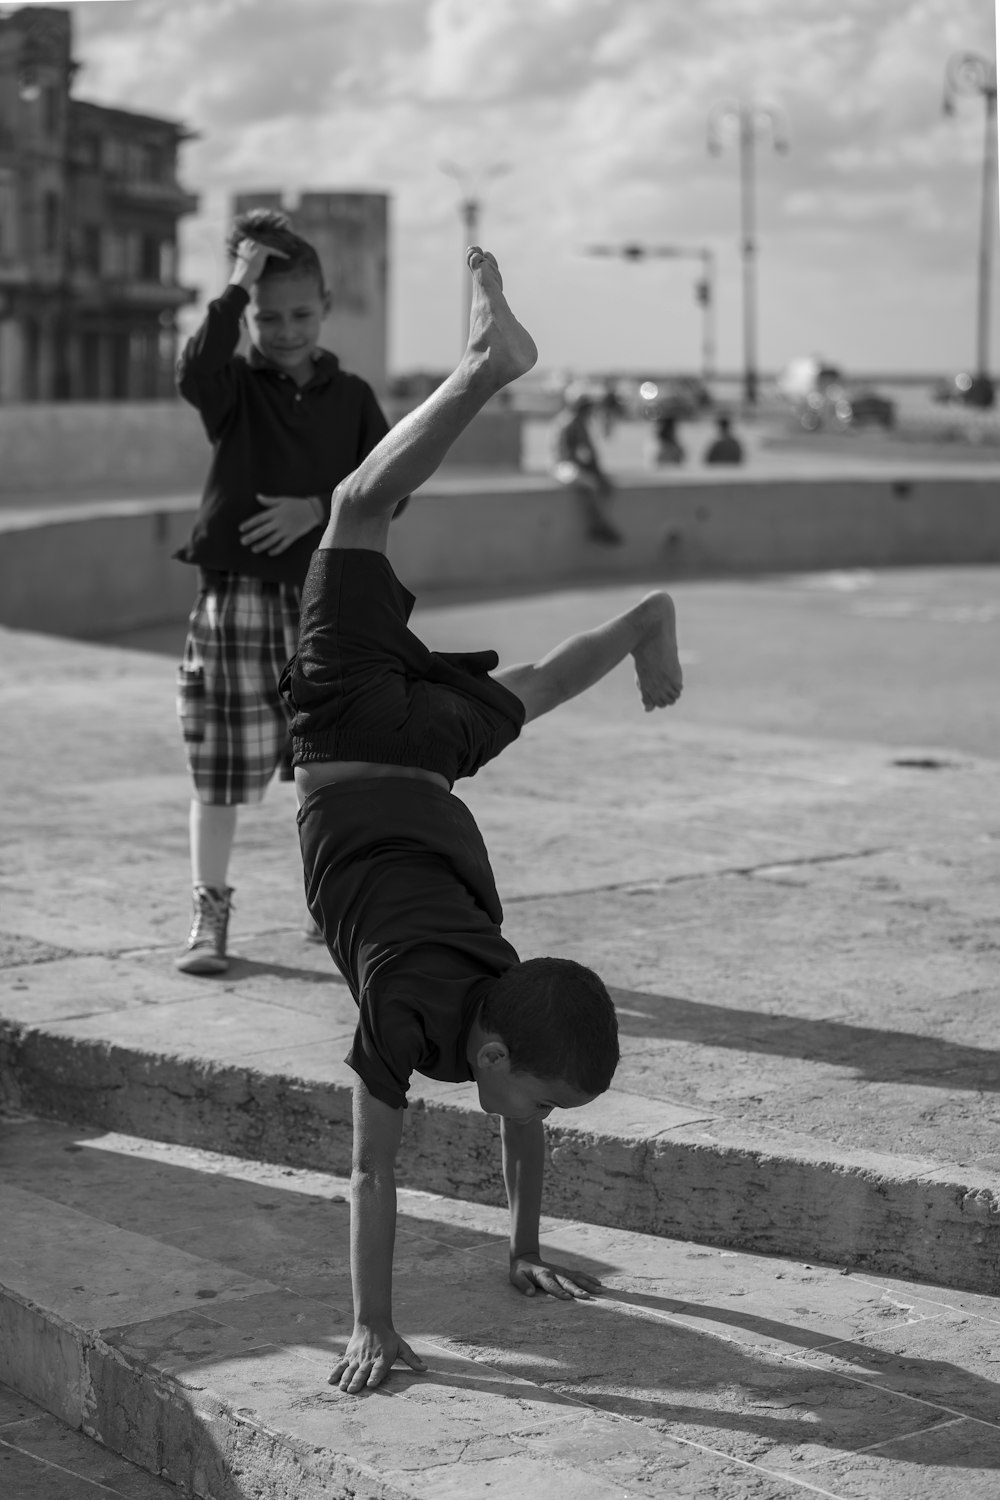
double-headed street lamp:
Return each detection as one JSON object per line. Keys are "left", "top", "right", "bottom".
{"left": 943, "top": 52, "right": 998, "bottom": 405}
{"left": 440, "top": 160, "right": 509, "bottom": 356}
{"left": 584, "top": 241, "right": 717, "bottom": 384}
{"left": 708, "top": 99, "right": 788, "bottom": 410}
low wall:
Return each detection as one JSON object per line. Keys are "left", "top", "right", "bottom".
{"left": 0, "top": 400, "right": 522, "bottom": 495}
{"left": 1, "top": 473, "right": 997, "bottom": 639}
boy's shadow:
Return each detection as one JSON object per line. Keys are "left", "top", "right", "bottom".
{"left": 612, "top": 987, "right": 1000, "bottom": 1094}
{"left": 390, "top": 1235, "right": 1000, "bottom": 1471}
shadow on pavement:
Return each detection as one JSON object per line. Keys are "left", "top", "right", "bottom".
{"left": 612, "top": 987, "right": 1000, "bottom": 1093}
{"left": 7, "top": 1119, "right": 997, "bottom": 1480}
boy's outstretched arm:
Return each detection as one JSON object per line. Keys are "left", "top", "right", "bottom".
{"left": 329, "top": 1079, "right": 427, "bottom": 1394}
{"left": 501, "top": 1117, "right": 603, "bottom": 1300}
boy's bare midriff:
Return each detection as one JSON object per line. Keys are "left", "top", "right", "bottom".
{"left": 295, "top": 760, "right": 450, "bottom": 798}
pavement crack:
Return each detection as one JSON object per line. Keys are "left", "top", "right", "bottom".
{"left": 505, "top": 846, "right": 891, "bottom": 904}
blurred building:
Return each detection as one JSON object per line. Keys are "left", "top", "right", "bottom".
{"left": 0, "top": 5, "right": 198, "bottom": 401}
{"left": 232, "top": 190, "right": 389, "bottom": 394}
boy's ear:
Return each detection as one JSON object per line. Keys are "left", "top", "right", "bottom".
{"left": 321, "top": 289, "right": 332, "bottom": 317}
{"left": 475, "top": 1039, "right": 510, "bottom": 1073}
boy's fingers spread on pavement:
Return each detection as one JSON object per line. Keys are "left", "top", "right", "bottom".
{"left": 345, "top": 1362, "right": 372, "bottom": 1394}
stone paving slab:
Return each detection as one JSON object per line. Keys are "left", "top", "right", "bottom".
{"left": 3, "top": 1118, "right": 1000, "bottom": 1500}
{"left": 2, "top": 618, "right": 1000, "bottom": 1289}
{"left": 0, "top": 1380, "right": 181, "bottom": 1498}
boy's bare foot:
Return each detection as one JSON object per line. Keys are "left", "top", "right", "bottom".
{"left": 465, "top": 246, "right": 538, "bottom": 391}
{"left": 632, "top": 592, "right": 683, "bottom": 711}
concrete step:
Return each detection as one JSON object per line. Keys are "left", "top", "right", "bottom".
{"left": 1, "top": 933, "right": 999, "bottom": 1297}
{"left": 0, "top": 1380, "right": 180, "bottom": 1498}
{"left": 3, "top": 1115, "right": 1000, "bottom": 1500}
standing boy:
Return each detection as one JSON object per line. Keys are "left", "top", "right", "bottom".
{"left": 174, "top": 208, "right": 395, "bottom": 974}
{"left": 281, "top": 247, "right": 683, "bottom": 1393}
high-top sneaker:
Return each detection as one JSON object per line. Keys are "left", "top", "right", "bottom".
{"left": 175, "top": 884, "right": 233, "bottom": 975}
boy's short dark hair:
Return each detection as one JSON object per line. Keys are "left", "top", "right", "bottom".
{"left": 480, "top": 956, "right": 619, "bottom": 1095}
{"left": 227, "top": 207, "right": 325, "bottom": 291}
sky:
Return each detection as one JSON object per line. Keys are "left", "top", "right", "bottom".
{"left": 53, "top": 0, "right": 1000, "bottom": 375}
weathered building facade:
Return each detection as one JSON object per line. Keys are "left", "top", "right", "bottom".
{"left": 0, "top": 5, "right": 198, "bottom": 401}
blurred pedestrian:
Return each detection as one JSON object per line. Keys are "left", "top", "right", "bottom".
{"left": 551, "top": 383, "right": 623, "bottom": 545}
{"left": 649, "top": 412, "right": 686, "bottom": 466}
{"left": 172, "top": 207, "right": 397, "bottom": 974}
{"left": 597, "top": 377, "right": 625, "bottom": 437}
{"left": 703, "top": 413, "right": 745, "bottom": 465}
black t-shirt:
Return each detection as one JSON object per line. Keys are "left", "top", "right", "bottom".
{"left": 297, "top": 777, "right": 520, "bottom": 1109}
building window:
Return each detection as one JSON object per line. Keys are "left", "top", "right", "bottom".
{"left": 140, "top": 233, "right": 160, "bottom": 282}
{"left": 75, "top": 133, "right": 100, "bottom": 168}
{"left": 103, "top": 229, "right": 123, "bottom": 276}
{"left": 159, "top": 240, "right": 176, "bottom": 285}
{"left": 149, "top": 144, "right": 173, "bottom": 184}
{"left": 41, "top": 85, "right": 59, "bottom": 138}
{"left": 102, "top": 136, "right": 125, "bottom": 175}
{"left": 81, "top": 223, "right": 101, "bottom": 274}
{"left": 42, "top": 190, "right": 59, "bottom": 254}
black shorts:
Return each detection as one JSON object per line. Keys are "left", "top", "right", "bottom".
{"left": 282, "top": 548, "right": 526, "bottom": 787}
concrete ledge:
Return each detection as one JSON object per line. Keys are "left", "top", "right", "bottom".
{"left": 0, "top": 401, "right": 523, "bottom": 496}
{"left": 3, "top": 1020, "right": 998, "bottom": 1294}
{"left": 0, "top": 1282, "right": 414, "bottom": 1500}
{"left": 5, "top": 1116, "right": 1000, "bottom": 1499}
{"left": 1, "top": 472, "right": 999, "bottom": 637}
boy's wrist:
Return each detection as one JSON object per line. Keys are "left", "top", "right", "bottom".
{"left": 218, "top": 282, "right": 250, "bottom": 309}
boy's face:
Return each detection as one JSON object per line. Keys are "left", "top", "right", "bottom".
{"left": 475, "top": 1063, "right": 597, "bottom": 1124}
{"left": 244, "top": 272, "right": 330, "bottom": 377}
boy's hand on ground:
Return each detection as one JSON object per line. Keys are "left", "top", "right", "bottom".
{"left": 229, "top": 236, "right": 289, "bottom": 289}
{"left": 240, "top": 494, "right": 324, "bottom": 555}
{"left": 510, "top": 1253, "right": 603, "bottom": 1301}
{"left": 329, "top": 1320, "right": 427, "bottom": 1395}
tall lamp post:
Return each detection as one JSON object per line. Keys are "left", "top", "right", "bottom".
{"left": 440, "top": 160, "right": 509, "bottom": 356}
{"left": 707, "top": 99, "right": 788, "bottom": 410}
{"left": 943, "top": 52, "right": 998, "bottom": 406}
{"left": 585, "top": 241, "right": 717, "bottom": 384}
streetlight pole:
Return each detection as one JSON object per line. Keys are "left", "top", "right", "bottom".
{"left": 943, "top": 52, "right": 998, "bottom": 404}
{"left": 440, "top": 161, "right": 509, "bottom": 356}
{"left": 584, "top": 241, "right": 717, "bottom": 384}
{"left": 708, "top": 99, "right": 788, "bottom": 410}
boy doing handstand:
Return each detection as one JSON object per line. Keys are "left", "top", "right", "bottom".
{"left": 281, "top": 248, "right": 683, "bottom": 1395}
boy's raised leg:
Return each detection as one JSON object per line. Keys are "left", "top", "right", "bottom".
{"left": 496, "top": 591, "right": 683, "bottom": 723}
{"left": 323, "top": 248, "right": 537, "bottom": 552}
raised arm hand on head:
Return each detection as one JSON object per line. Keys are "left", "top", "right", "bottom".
{"left": 330, "top": 1079, "right": 427, "bottom": 1395}
{"left": 228, "top": 236, "right": 289, "bottom": 292}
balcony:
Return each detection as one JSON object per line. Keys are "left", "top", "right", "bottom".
{"left": 104, "top": 176, "right": 199, "bottom": 214}
{"left": 67, "top": 269, "right": 197, "bottom": 308}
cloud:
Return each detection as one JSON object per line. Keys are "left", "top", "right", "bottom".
{"left": 69, "top": 0, "right": 997, "bottom": 371}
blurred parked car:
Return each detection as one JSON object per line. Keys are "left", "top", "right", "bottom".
{"left": 628, "top": 376, "right": 713, "bottom": 421}
{"left": 778, "top": 357, "right": 895, "bottom": 433}
{"left": 931, "top": 372, "right": 995, "bottom": 410}
{"left": 840, "top": 387, "right": 896, "bottom": 429}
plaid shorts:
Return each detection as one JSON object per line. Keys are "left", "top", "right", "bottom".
{"left": 177, "top": 571, "right": 301, "bottom": 805}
